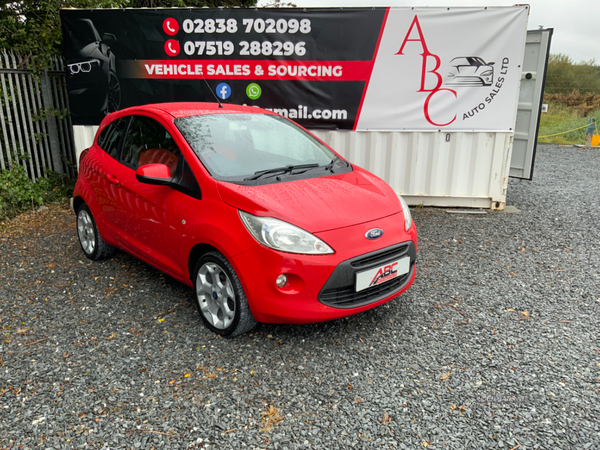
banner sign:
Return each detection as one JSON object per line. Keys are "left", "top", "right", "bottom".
{"left": 60, "top": 7, "right": 529, "bottom": 130}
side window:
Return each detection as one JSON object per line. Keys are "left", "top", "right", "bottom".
{"left": 122, "top": 116, "right": 181, "bottom": 175}
{"left": 96, "top": 126, "right": 109, "bottom": 150}
{"left": 96, "top": 117, "right": 128, "bottom": 159}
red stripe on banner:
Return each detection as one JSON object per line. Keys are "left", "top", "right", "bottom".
{"left": 124, "top": 60, "right": 373, "bottom": 81}
{"left": 353, "top": 7, "right": 390, "bottom": 131}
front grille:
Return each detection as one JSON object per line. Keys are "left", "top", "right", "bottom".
{"left": 350, "top": 244, "right": 409, "bottom": 270}
{"left": 447, "top": 76, "right": 484, "bottom": 86}
{"left": 318, "top": 240, "right": 416, "bottom": 309}
{"left": 319, "top": 271, "right": 410, "bottom": 308}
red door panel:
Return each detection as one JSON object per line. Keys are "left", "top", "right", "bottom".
{"left": 106, "top": 162, "right": 184, "bottom": 279}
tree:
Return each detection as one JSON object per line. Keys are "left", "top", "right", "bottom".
{"left": 545, "top": 53, "right": 600, "bottom": 95}
{"left": 0, "top": 0, "right": 257, "bottom": 66}
{"left": 130, "top": 0, "right": 256, "bottom": 5}
{"left": 260, "top": 0, "right": 296, "bottom": 7}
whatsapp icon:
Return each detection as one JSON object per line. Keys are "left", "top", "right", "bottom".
{"left": 246, "top": 83, "right": 262, "bottom": 100}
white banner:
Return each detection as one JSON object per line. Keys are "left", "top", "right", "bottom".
{"left": 356, "top": 7, "right": 529, "bottom": 131}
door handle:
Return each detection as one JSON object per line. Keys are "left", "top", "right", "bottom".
{"left": 106, "top": 174, "right": 119, "bottom": 185}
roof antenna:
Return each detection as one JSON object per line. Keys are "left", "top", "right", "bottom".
{"left": 202, "top": 74, "right": 223, "bottom": 108}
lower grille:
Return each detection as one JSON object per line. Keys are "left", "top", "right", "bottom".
{"left": 447, "top": 76, "right": 485, "bottom": 86}
{"left": 319, "top": 271, "right": 410, "bottom": 308}
{"left": 318, "top": 241, "right": 416, "bottom": 309}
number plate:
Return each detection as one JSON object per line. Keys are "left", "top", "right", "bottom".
{"left": 355, "top": 257, "right": 410, "bottom": 292}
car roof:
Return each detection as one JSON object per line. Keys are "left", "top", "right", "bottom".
{"left": 116, "top": 102, "right": 271, "bottom": 120}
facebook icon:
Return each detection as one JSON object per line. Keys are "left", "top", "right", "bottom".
{"left": 216, "top": 83, "right": 231, "bottom": 100}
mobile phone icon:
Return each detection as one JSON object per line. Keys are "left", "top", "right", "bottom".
{"left": 164, "top": 39, "right": 180, "bottom": 57}
{"left": 163, "top": 18, "right": 179, "bottom": 36}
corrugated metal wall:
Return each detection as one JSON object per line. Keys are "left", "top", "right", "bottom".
{"left": 312, "top": 130, "right": 513, "bottom": 210}
{"left": 72, "top": 127, "right": 513, "bottom": 210}
{"left": 73, "top": 125, "right": 98, "bottom": 160}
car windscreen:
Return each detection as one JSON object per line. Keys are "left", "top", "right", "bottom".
{"left": 469, "top": 57, "right": 487, "bottom": 66}
{"left": 175, "top": 113, "right": 338, "bottom": 182}
{"left": 451, "top": 57, "right": 486, "bottom": 66}
{"left": 66, "top": 19, "right": 100, "bottom": 51}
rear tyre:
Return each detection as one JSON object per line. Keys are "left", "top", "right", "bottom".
{"left": 76, "top": 203, "right": 115, "bottom": 261}
{"left": 193, "top": 251, "right": 257, "bottom": 337}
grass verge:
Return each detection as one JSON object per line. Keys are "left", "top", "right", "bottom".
{"left": 538, "top": 102, "right": 599, "bottom": 145}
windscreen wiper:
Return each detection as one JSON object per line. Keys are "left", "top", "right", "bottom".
{"left": 245, "top": 163, "right": 320, "bottom": 181}
{"left": 325, "top": 156, "right": 340, "bottom": 172}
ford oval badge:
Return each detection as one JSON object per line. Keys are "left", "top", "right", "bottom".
{"left": 365, "top": 228, "right": 383, "bottom": 240}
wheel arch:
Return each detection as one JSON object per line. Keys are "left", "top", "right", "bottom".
{"left": 188, "top": 243, "right": 220, "bottom": 283}
{"left": 72, "top": 188, "right": 118, "bottom": 249}
{"left": 73, "top": 195, "right": 86, "bottom": 213}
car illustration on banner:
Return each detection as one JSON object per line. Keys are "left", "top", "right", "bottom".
{"left": 63, "top": 19, "right": 121, "bottom": 120}
{"left": 73, "top": 102, "right": 418, "bottom": 337}
{"left": 446, "top": 56, "right": 495, "bottom": 87}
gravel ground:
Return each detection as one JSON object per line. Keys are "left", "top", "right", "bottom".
{"left": 1, "top": 143, "right": 599, "bottom": 450}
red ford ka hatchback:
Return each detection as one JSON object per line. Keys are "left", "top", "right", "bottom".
{"left": 73, "top": 102, "right": 417, "bottom": 336}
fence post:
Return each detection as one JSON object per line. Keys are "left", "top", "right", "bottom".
{"left": 40, "top": 68, "right": 63, "bottom": 175}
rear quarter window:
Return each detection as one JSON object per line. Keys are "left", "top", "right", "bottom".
{"left": 97, "top": 117, "right": 129, "bottom": 159}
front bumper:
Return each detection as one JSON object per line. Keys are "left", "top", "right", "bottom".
{"left": 231, "top": 212, "right": 417, "bottom": 324}
{"left": 66, "top": 68, "right": 109, "bottom": 116}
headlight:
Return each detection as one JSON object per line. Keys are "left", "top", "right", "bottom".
{"left": 68, "top": 59, "right": 100, "bottom": 75}
{"left": 480, "top": 70, "right": 493, "bottom": 77}
{"left": 239, "top": 211, "right": 334, "bottom": 255}
{"left": 398, "top": 195, "right": 413, "bottom": 231}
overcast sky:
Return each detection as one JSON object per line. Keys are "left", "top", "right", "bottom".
{"left": 258, "top": 0, "right": 599, "bottom": 63}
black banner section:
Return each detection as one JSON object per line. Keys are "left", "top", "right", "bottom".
{"left": 60, "top": 8, "right": 386, "bottom": 127}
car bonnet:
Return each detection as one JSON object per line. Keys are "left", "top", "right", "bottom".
{"left": 216, "top": 167, "right": 402, "bottom": 234}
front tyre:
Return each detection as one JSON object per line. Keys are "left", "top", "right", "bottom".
{"left": 105, "top": 71, "right": 121, "bottom": 114}
{"left": 193, "top": 251, "right": 257, "bottom": 337}
{"left": 76, "top": 203, "right": 115, "bottom": 261}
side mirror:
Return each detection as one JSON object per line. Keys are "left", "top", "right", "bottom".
{"left": 102, "top": 33, "right": 117, "bottom": 46}
{"left": 136, "top": 164, "right": 172, "bottom": 186}
{"left": 488, "top": 62, "right": 495, "bottom": 66}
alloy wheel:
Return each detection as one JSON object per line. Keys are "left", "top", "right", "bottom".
{"left": 196, "top": 262, "right": 236, "bottom": 330}
{"left": 77, "top": 209, "right": 96, "bottom": 255}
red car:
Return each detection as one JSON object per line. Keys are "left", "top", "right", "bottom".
{"left": 73, "top": 102, "right": 417, "bottom": 336}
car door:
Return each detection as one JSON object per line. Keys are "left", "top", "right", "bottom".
{"left": 108, "top": 114, "right": 187, "bottom": 279}
{"left": 90, "top": 116, "right": 129, "bottom": 234}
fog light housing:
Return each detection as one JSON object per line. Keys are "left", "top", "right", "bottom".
{"left": 276, "top": 274, "right": 288, "bottom": 288}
